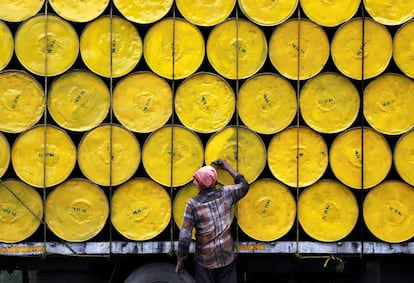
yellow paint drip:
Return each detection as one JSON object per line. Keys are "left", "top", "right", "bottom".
{"left": 0, "top": 20, "right": 13, "bottom": 71}
{"left": 49, "top": 0, "right": 109, "bottom": 22}
{"left": 15, "top": 15, "right": 79, "bottom": 76}
{"left": 298, "top": 180, "right": 359, "bottom": 242}
{"left": 0, "top": 70, "right": 45, "bottom": 133}
{"left": 393, "top": 20, "right": 414, "bottom": 79}
{"left": 175, "top": 72, "right": 235, "bottom": 133}
{"left": 78, "top": 124, "right": 141, "bottom": 186}
{"left": 0, "top": 0, "right": 44, "bottom": 22}
{"left": 238, "top": 179, "right": 296, "bottom": 241}
{"left": 142, "top": 125, "right": 204, "bottom": 187}
{"left": 176, "top": 0, "right": 235, "bottom": 26}
{"left": 80, "top": 16, "right": 142, "bottom": 78}
{"left": 300, "top": 72, "right": 360, "bottom": 134}
{"left": 331, "top": 18, "right": 392, "bottom": 80}
{"left": 48, "top": 70, "right": 110, "bottom": 132}
{"left": 0, "top": 132, "right": 10, "bottom": 178}
{"left": 363, "top": 0, "right": 414, "bottom": 25}
{"left": 0, "top": 179, "right": 43, "bottom": 243}
{"left": 238, "top": 73, "right": 297, "bottom": 134}
{"left": 268, "top": 127, "right": 328, "bottom": 188}
{"left": 113, "top": 72, "right": 172, "bottom": 133}
{"left": 363, "top": 180, "right": 414, "bottom": 243}
{"left": 207, "top": 18, "right": 267, "bottom": 80}
{"left": 111, "top": 178, "right": 171, "bottom": 241}
{"left": 269, "top": 19, "right": 329, "bottom": 80}
{"left": 238, "top": 0, "right": 298, "bottom": 26}
{"left": 394, "top": 130, "right": 414, "bottom": 187}
{"left": 205, "top": 126, "right": 266, "bottom": 185}
{"left": 113, "top": 0, "right": 173, "bottom": 24}
{"left": 45, "top": 179, "right": 109, "bottom": 242}
{"left": 12, "top": 125, "right": 76, "bottom": 188}
{"left": 329, "top": 127, "right": 392, "bottom": 189}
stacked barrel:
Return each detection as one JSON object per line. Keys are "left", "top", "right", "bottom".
{"left": 0, "top": 0, "right": 414, "bottom": 246}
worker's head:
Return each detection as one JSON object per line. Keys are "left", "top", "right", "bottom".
{"left": 193, "top": 165, "right": 217, "bottom": 191}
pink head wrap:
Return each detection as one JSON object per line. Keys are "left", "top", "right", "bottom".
{"left": 193, "top": 165, "right": 217, "bottom": 190}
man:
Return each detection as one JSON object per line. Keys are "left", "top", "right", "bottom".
{"left": 175, "top": 159, "right": 249, "bottom": 283}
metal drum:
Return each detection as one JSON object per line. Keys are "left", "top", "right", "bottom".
{"left": 0, "top": 0, "right": 44, "bottom": 22}
{"left": 176, "top": 0, "right": 235, "bottom": 26}
{"left": 363, "top": 0, "right": 414, "bottom": 26}
{"left": 394, "top": 130, "right": 414, "bottom": 187}
{"left": 238, "top": 0, "right": 298, "bottom": 26}
{"left": 0, "top": 132, "right": 9, "bottom": 178}
{"left": 393, "top": 20, "right": 414, "bottom": 79}
{"left": 49, "top": 0, "right": 109, "bottom": 22}
{"left": 113, "top": 0, "right": 173, "bottom": 24}
{"left": 0, "top": 20, "right": 13, "bottom": 71}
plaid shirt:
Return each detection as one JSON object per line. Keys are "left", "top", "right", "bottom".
{"left": 177, "top": 174, "right": 249, "bottom": 269}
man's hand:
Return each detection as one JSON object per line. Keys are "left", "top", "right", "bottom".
{"left": 175, "top": 258, "right": 184, "bottom": 273}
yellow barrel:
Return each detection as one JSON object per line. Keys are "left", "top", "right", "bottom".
{"left": 329, "top": 127, "right": 392, "bottom": 189}
{"left": 0, "top": 179, "right": 43, "bottom": 243}
{"left": 113, "top": 0, "right": 173, "bottom": 24}
{"left": 269, "top": 19, "right": 330, "bottom": 80}
{"left": 78, "top": 124, "right": 141, "bottom": 186}
{"left": 0, "top": 20, "right": 13, "bottom": 71}
{"left": 300, "top": 72, "right": 360, "bottom": 134}
{"left": 363, "top": 0, "right": 414, "bottom": 26}
{"left": 173, "top": 182, "right": 198, "bottom": 239}
{"left": 205, "top": 126, "right": 266, "bottom": 185}
{"left": 45, "top": 179, "right": 109, "bottom": 242}
{"left": 80, "top": 16, "right": 142, "bottom": 78}
{"left": 268, "top": 126, "right": 328, "bottom": 188}
{"left": 113, "top": 72, "right": 172, "bottom": 133}
{"left": 364, "top": 73, "right": 414, "bottom": 135}
{"left": 363, "top": 180, "right": 414, "bottom": 243}
{"left": 0, "top": 0, "right": 44, "bottom": 22}
{"left": 238, "top": 73, "right": 296, "bottom": 135}
{"left": 0, "top": 132, "right": 10, "bottom": 178}
{"left": 238, "top": 0, "right": 298, "bottom": 26}
{"left": 111, "top": 178, "right": 171, "bottom": 241}
{"left": 48, "top": 70, "right": 110, "bottom": 132}
{"left": 298, "top": 179, "right": 359, "bottom": 242}
{"left": 331, "top": 18, "right": 392, "bottom": 80}
{"left": 176, "top": 0, "right": 235, "bottom": 26}
{"left": 144, "top": 18, "right": 205, "bottom": 80}
{"left": 394, "top": 130, "right": 414, "bottom": 187}
{"left": 15, "top": 14, "right": 79, "bottom": 77}
{"left": 207, "top": 18, "right": 267, "bottom": 80}
{"left": 393, "top": 20, "right": 414, "bottom": 79}
{"left": 175, "top": 72, "right": 235, "bottom": 133}
{"left": 300, "top": 0, "right": 360, "bottom": 27}
{"left": 0, "top": 70, "right": 45, "bottom": 133}
{"left": 49, "top": 0, "right": 109, "bottom": 22}
{"left": 238, "top": 179, "right": 296, "bottom": 241}
{"left": 12, "top": 125, "right": 76, "bottom": 188}
{"left": 142, "top": 125, "right": 204, "bottom": 187}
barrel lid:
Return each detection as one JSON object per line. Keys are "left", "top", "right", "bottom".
{"left": 268, "top": 126, "right": 328, "bottom": 188}
{"left": 12, "top": 125, "right": 76, "bottom": 188}
{"left": 363, "top": 0, "right": 414, "bottom": 25}
{"left": 144, "top": 18, "right": 204, "bottom": 80}
{"left": 205, "top": 126, "right": 266, "bottom": 185}
{"left": 78, "top": 124, "right": 141, "bottom": 186}
{"left": 300, "top": 0, "right": 360, "bottom": 27}
{"left": 0, "top": 179, "right": 43, "bottom": 243}
{"left": 111, "top": 178, "right": 171, "bottom": 241}
{"left": 394, "top": 130, "right": 414, "bottom": 187}
{"left": 0, "top": 70, "right": 45, "bottom": 133}
{"left": 0, "top": 0, "right": 44, "bottom": 22}
{"left": 49, "top": 0, "right": 109, "bottom": 22}
{"left": 298, "top": 179, "right": 358, "bottom": 242}
{"left": 237, "top": 73, "right": 297, "bottom": 135}
{"left": 0, "top": 20, "right": 13, "bottom": 71}
{"left": 113, "top": 0, "right": 173, "bottom": 24}
{"left": 142, "top": 125, "right": 204, "bottom": 187}
{"left": 48, "top": 70, "right": 110, "bottom": 132}
{"left": 0, "top": 132, "right": 10, "bottom": 178}
{"left": 238, "top": 0, "right": 298, "bottom": 26}
{"left": 15, "top": 14, "right": 79, "bottom": 76}
{"left": 300, "top": 72, "right": 360, "bottom": 134}
{"left": 329, "top": 127, "right": 392, "bottom": 189}
{"left": 269, "top": 19, "right": 329, "bottom": 80}
{"left": 113, "top": 72, "right": 172, "bottom": 133}
{"left": 363, "top": 180, "right": 414, "bottom": 243}
{"left": 207, "top": 18, "right": 267, "bottom": 80}
{"left": 176, "top": 0, "right": 235, "bottom": 26}
{"left": 45, "top": 178, "right": 109, "bottom": 242}
{"left": 393, "top": 20, "right": 414, "bottom": 79}
{"left": 331, "top": 18, "right": 392, "bottom": 80}
{"left": 364, "top": 73, "right": 414, "bottom": 135}
{"left": 80, "top": 16, "right": 142, "bottom": 78}
{"left": 175, "top": 72, "right": 235, "bottom": 133}
{"left": 238, "top": 179, "right": 296, "bottom": 241}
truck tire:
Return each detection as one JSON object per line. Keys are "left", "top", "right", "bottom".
{"left": 124, "top": 262, "right": 195, "bottom": 283}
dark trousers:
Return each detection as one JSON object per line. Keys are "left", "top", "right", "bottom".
{"left": 194, "top": 259, "right": 237, "bottom": 283}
